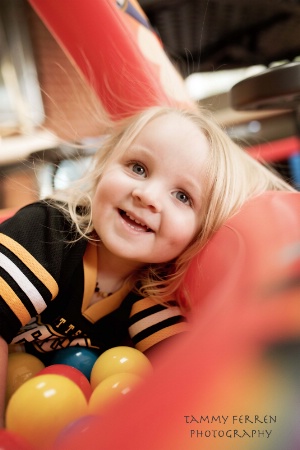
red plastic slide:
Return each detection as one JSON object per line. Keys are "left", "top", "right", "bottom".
{"left": 28, "top": 0, "right": 193, "bottom": 119}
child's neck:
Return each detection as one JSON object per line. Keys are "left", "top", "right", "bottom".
{"left": 96, "top": 243, "right": 143, "bottom": 294}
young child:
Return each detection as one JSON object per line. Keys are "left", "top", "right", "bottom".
{"left": 0, "top": 105, "right": 296, "bottom": 424}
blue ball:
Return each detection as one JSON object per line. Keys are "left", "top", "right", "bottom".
{"left": 48, "top": 347, "right": 100, "bottom": 380}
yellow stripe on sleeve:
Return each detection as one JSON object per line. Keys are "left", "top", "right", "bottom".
{"left": 134, "top": 321, "right": 188, "bottom": 353}
{"left": 130, "top": 297, "right": 160, "bottom": 315}
{"left": 0, "top": 233, "right": 58, "bottom": 299}
{"left": 0, "top": 278, "right": 31, "bottom": 325}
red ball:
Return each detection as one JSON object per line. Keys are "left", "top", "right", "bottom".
{"left": 36, "top": 364, "right": 92, "bottom": 401}
{"left": 0, "top": 429, "right": 34, "bottom": 450}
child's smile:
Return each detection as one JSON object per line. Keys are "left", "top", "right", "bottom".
{"left": 92, "top": 112, "right": 209, "bottom": 271}
{"left": 119, "top": 209, "right": 154, "bottom": 232}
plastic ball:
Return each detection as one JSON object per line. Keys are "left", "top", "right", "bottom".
{"left": 6, "top": 352, "right": 45, "bottom": 404}
{"left": 48, "top": 347, "right": 100, "bottom": 380}
{"left": 54, "top": 414, "right": 100, "bottom": 447}
{"left": 36, "top": 364, "right": 92, "bottom": 401}
{"left": 5, "top": 374, "right": 88, "bottom": 450}
{"left": 90, "top": 346, "right": 152, "bottom": 390}
{"left": 0, "top": 429, "right": 34, "bottom": 450}
{"left": 88, "top": 372, "right": 143, "bottom": 414}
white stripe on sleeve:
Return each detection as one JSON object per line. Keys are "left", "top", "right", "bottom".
{"left": 0, "top": 252, "right": 47, "bottom": 313}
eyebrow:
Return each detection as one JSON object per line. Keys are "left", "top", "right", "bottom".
{"left": 125, "top": 145, "right": 154, "bottom": 159}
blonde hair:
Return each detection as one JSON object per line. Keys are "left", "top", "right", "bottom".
{"left": 48, "top": 105, "right": 295, "bottom": 308}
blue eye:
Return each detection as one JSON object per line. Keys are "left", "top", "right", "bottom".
{"left": 131, "top": 163, "right": 146, "bottom": 177}
{"left": 174, "top": 191, "right": 191, "bottom": 205}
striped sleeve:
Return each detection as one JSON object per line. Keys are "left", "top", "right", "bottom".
{"left": 0, "top": 202, "right": 76, "bottom": 343}
{"left": 128, "top": 297, "right": 188, "bottom": 353}
{"left": 0, "top": 233, "right": 59, "bottom": 329}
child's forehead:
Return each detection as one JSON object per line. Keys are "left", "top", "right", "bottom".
{"left": 139, "top": 114, "right": 207, "bottom": 148}
{"left": 108, "top": 111, "right": 209, "bottom": 170}
{"left": 141, "top": 111, "right": 199, "bottom": 130}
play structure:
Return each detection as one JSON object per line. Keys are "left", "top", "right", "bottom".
{"left": 1, "top": 1, "right": 299, "bottom": 449}
{"left": 28, "top": 0, "right": 193, "bottom": 119}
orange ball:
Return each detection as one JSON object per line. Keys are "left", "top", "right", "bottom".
{"left": 5, "top": 374, "right": 88, "bottom": 450}
{"left": 88, "top": 372, "right": 143, "bottom": 414}
{"left": 90, "top": 346, "right": 152, "bottom": 390}
{"left": 6, "top": 353, "right": 45, "bottom": 404}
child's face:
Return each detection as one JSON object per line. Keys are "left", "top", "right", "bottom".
{"left": 92, "top": 113, "right": 209, "bottom": 269}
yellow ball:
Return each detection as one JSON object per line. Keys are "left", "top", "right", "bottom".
{"left": 90, "top": 346, "right": 152, "bottom": 390}
{"left": 88, "top": 372, "right": 143, "bottom": 414}
{"left": 5, "top": 374, "right": 88, "bottom": 450}
{"left": 6, "top": 352, "right": 45, "bottom": 404}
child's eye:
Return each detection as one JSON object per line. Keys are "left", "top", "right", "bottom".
{"left": 173, "top": 191, "right": 192, "bottom": 206}
{"left": 130, "top": 162, "right": 147, "bottom": 177}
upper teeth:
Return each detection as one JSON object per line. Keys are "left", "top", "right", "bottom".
{"left": 127, "top": 213, "right": 145, "bottom": 226}
{"left": 126, "top": 212, "right": 151, "bottom": 231}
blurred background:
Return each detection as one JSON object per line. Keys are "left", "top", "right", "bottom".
{"left": 1, "top": 0, "right": 300, "bottom": 213}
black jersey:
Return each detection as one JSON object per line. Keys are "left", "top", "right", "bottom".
{"left": 0, "top": 202, "right": 187, "bottom": 357}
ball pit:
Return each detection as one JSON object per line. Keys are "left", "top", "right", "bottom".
{"left": 4, "top": 347, "right": 150, "bottom": 448}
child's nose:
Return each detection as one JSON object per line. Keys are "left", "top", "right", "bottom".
{"left": 132, "top": 185, "right": 162, "bottom": 212}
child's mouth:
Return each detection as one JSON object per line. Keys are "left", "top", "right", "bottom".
{"left": 119, "top": 210, "right": 153, "bottom": 232}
